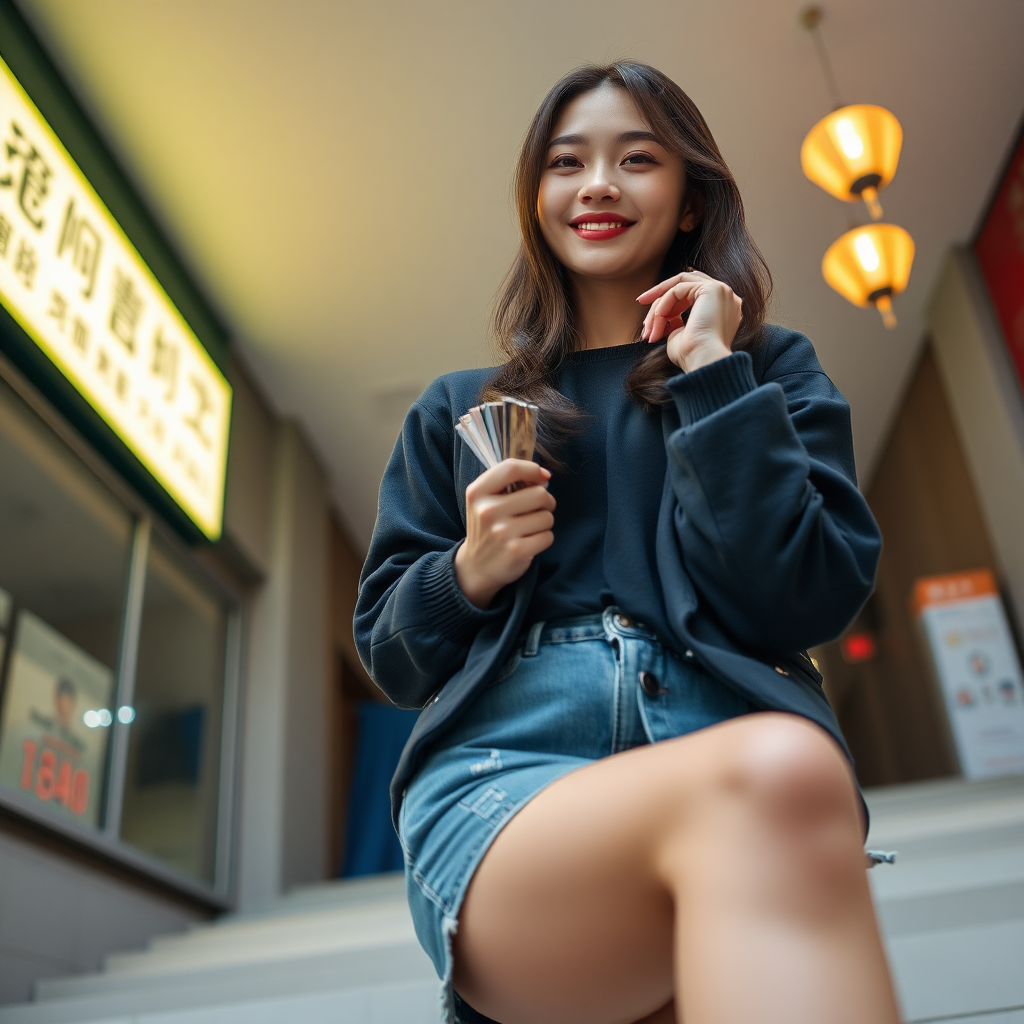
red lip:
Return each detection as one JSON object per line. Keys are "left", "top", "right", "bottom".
{"left": 569, "top": 213, "right": 636, "bottom": 240}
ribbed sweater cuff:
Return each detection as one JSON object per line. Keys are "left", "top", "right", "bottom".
{"left": 667, "top": 351, "right": 758, "bottom": 427}
{"left": 420, "top": 544, "right": 509, "bottom": 643}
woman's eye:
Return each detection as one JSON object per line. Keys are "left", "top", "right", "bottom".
{"left": 623, "top": 152, "right": 656, "bottom": 165}
{"left": 550, "top": 154, "right": 583, "bottom": 169}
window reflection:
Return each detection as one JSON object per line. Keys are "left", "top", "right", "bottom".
{"left": 119, "top": 534, "right": 227, "bottom": 882}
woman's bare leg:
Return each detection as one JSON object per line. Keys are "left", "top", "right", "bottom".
{"left": 453, "top": 713, "right": 898, "bottom": 1024}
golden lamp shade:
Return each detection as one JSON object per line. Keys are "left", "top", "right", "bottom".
{"left": 821, "top": 223, "right": 915, "bottom": 329}
{"left": 801, "top": 104, "right": 903, "bottom": 219}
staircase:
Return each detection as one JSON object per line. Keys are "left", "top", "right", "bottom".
{"left": 0, "top": 775, "right": 1021, "bottom": 1024}
{"left": 865, "top": 774, "right": 1024, "bottom": 1023}
{"left": 0, "top": 872, "right": 438, "bottom": 1024}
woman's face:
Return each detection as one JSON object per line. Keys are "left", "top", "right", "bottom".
{"left": 538, "top": 82, "right": 694, "bottom": 283}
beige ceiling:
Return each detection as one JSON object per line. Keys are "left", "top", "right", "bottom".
{"left": 16, "top": 0, "right": 1024, "bottom": 549}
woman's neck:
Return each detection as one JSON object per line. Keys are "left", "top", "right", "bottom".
{"left": 572, "top": 269, "right": 656, "bottom": 351}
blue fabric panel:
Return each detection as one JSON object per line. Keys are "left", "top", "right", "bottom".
{"left": 341, "top": 701, "right": 418, "bottom": 877}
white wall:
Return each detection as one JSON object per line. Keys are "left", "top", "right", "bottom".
{"left": 0, "top": 829, "right": 203, "bottom": 1005}
{"left": 234, "top": 419, "right": 331, "bottom": 910}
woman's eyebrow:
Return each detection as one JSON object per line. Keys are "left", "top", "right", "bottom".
{"left": 548, "top": 133, "right": 587, "bottom": 147}
{"left": 619, "top": 130, "right": 660, "bottom": 143}
{"left": 547, "top": 129, "right": 661, "bottom": 148}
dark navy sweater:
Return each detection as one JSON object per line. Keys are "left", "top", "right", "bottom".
{"left": 354, "top": 327, "right": 882, "bottom": 823}
{"left": 526, "top": 341, "right": 662, "bottom": 623}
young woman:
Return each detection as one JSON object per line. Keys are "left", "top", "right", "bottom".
{"left": 355, "top": 61, "right": 896, "bottom": 1024}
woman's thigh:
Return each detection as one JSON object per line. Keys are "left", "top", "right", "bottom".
{"left": 452, "top": 712, "right": 860, "bottom": 1024}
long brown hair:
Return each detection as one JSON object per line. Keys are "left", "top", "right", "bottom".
{"left": 483, "top": 60, "right": 771, "bottom": 457}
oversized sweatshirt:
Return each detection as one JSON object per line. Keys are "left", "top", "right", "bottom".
{"left": 354, "top": 326, "right": 882, "bottom": 823}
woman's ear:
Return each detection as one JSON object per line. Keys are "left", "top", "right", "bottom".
{"left": 679, "top": 191, "right": 704, "bottom": 233}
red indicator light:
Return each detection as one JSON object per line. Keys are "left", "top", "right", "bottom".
{"left": 841, "top": 632, "right": 877, "bottom": 664}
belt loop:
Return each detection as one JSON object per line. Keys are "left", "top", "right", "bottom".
{"left": 522, "top": 620, "right": 545, "bottom": 657}
{"left": 602, "top": 605, "right": 620, "bottom": 640}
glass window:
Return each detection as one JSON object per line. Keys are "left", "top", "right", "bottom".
{"left": 0, "top": 367, "right": 236, "bottom": 892}
{"left": 118, "top": 533, "right": 228, "bottom": 883}
{"left": 0, "top": 376, "right": 134, "bottom": 829}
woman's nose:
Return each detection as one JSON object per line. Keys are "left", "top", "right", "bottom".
{"left": 578, "top": 175, "right": 620, "bottom": 204}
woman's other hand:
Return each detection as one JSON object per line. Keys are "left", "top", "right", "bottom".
{"left": 637, "top": 271, "right": 742, "bottom": 371}
{"left": 455, "top": 460, "right": 555, "bottom": 609}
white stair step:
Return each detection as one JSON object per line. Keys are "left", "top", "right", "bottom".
{"left": 102, "top": 900, "right": 414, "bottom": 976}
{"left": 869, "top": 844, "right": 1024, "bottom": 903}
{"left": 864, "top": 775, "right": 1024, "bottom": 826}
{"left": 4, "top": 943, "right": 436, "bottom": 1023}
{"left": 250, "top": 872, "right": 407, "bottom": 914}
{"left": 1, "top": 976, "right": 439, "bottom": 1024}
{"left": 862, "top": 776, "right": 1024, "bottom": 1023}
{"left": 887, "top": 919, "right": 1024, "bottom": 1022}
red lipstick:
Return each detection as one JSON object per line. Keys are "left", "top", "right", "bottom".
{"left": 569, "top": 213, "right": 636, "bottom": 240}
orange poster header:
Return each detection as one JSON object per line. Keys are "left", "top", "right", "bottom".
{"left": 912, "top": 569, "right": 997, "bottom": 617}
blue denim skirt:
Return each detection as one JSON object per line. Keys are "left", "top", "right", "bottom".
{"left": 398, "top": 607, "right": 758, "bottom": 1023}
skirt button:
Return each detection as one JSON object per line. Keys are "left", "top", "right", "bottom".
{"left": 616, "top": 614, "right": 634, "bottom": 628}
{"left": 639, "top": 670, "right": 661, "bottom": 697}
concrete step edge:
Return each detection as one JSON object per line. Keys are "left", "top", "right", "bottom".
{"left": 26, "top": 942, "right": 435, "bottom": 1016}
{"left": 139, "top": 900, "right": 411, "bottom": 950}
{"left": 98, "top": 922, "right": 417, "bottom": 978}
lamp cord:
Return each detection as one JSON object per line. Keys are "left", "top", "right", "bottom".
{"left": 801, "top": 7, "right": 845, "bottom": 110}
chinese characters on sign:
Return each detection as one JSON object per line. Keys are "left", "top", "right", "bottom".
{"left": 0, "top": 57, "right": 231, "bottom": 539}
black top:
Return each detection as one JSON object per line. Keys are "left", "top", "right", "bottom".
{"left": 527, "top": 341, "right": 663, "bottom": 623}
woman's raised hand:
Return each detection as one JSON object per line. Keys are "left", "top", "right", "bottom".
{"left": 454, "top": 460, "right": 555, "bottom": 610}
{"left": 637, "top": 270, "right": 742, "bottom": 372}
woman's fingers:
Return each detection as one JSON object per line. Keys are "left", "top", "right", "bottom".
{"left": 636, "top": 270, "right": 698, "bottom": 304}
{"left": 652, "top": 282, "right": 696, "bottom": 319}
{"left": 658, "top": 316, "right": 685, "bottom": 341}
{"left": 477, "top": 486, "right": 555, "bottom": 528}
{"left": 639, "top": 273, "right": 706, "bottom": 341}
{"left": 509, "top": 508, "right": 556, "bottom": 539}
{"left": 643, "top": 281, "right": 700, "bottom": 342}
{"left": 456, "top": 461, "right": 556, "bottom": 609}
{"left": 470, "top": 459, "right": 550, "bottom": 498}
{"left": 511, "top": 528, "right": 555, "bottom": 560}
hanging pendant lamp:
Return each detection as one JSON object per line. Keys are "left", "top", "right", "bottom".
{"left": 801, "top": 104, "right": 903, "bottom": 219}
{"left": 799, "top": 7, "right": 903, "bottom": 220}
{"left": 821, "top": 224, "right": 914, "bottom": 328}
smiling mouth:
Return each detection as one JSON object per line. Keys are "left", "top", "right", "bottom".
{"left": 570, "top": 217, "right": 636, "bottom": 240}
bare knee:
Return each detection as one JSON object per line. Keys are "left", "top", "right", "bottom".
{"left": 724, "top": 714, "right": 859, "bottom": 831}
{"left": 640, "top": 714, "right": 864, "bottom": 895}
{"left": 655, "top": 713, "right": 864, "bottom": 880}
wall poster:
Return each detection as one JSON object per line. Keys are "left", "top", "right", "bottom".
{"left": 0, "top": 608, "right": 114, "bottom": 826}
{"left": 914, "top": 570, "right": 1024, "bottom": 779}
